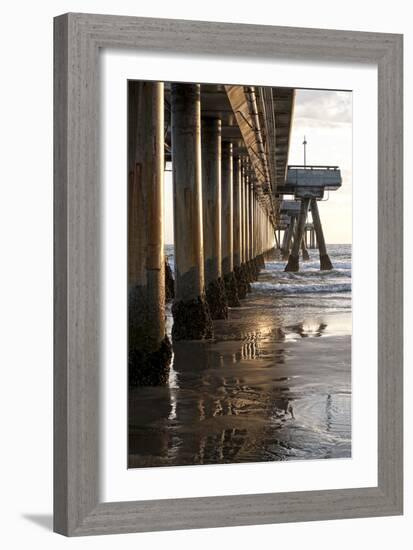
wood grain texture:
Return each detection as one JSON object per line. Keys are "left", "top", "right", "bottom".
{"left": 54, "top": 14, "right": 69, "bottom": 536}
{"left": 377, "top": 33, "right": 403, "bottom": 509}
{"left": 53, "top": 13, "right": 403, "bottom": 536}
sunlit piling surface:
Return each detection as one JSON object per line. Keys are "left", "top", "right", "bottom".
{"left": 128, "top": 245, "right": 351, "bottom": 467}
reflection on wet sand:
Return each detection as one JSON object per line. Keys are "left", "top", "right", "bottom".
{"left": 128, "top": 300, "right": 351, "bottom": 468}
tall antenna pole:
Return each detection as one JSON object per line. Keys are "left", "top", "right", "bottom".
{"left": 303, "top": 135, "right": 307, "bottom": 167}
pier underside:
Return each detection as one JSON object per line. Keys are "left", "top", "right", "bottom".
{"left": 128, "top": 81, "right": 341, "bottom": 386}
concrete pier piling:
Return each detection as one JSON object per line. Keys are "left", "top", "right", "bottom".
{"left": 301, "top": 235, "right": 310, "bottom": 261}
{"left": 285, "top": 199, "right": 310, "bottom": 272}
{"left": 250, "top": 189, "right": 257, "bottom": 277}
{"left": 310, "top": 198, "right": 333, "bottom": 270}
{"left": 232, "top": 156, "right": 242, "bottom": 270}
{"left": 309, "top": 228, "right": 316, "bottom": 249}
{"left": 171, "top": 83, "right": 213, "bottom": 340}
{"left": 221, "top": 142, "right": 240, "bottom": 307}
{"left": 282, "top": 216, "right": 296, "bottom": 260}
{"left": 202, "top": 117, "right": 228, "bottom": 319}
{"left": 233, "top": 156, "right": 249, "bottom": 299}
{"left": 239, "top": 158, "right": 252, "bottom": 293}
{"left": 128, "top": 81, "right": 172, "bottom": 386}
{"left": 243, "top": 161, "right": 254, "bottom": 285}
{"left": 249, "top": 183, "right": 259, "bottom": 280}
{"left": 240, "top": 159, "right": 246, "bottom": 266}
{"left": 256, "top": 205, "right": 266, "bottom": 269}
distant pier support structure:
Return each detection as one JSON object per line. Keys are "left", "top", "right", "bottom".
{"left": 276, "top": 165, "right": 342, "bottom": 271}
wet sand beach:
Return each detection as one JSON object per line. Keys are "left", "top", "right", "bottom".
{"left": 128, "top": 247, "right": 351, "bottom": 468}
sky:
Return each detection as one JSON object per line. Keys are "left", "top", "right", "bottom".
{"left": 163, "top": 88, "right": 352, "bottom": 245}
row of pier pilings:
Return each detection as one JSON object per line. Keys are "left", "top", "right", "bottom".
{"left": 128, "top": 81, "right": 275, "bottom": 385}
{"left": 278, "top": 200, "right": 332, "bottom": 272}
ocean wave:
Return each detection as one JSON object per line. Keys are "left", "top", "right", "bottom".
{"left": 262, "top": 270, "right": 351, "bottom": 282}
{"left": 265, "top": 261, "right": 352, "bottom": 272}
{"left": 252, "top": 282, "right": 351, "bottom": 294}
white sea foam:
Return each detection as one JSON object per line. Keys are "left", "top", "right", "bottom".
{"left": 252, "top": 281, "right": 351, "bottom": 294}
{"left": 256, "top": 245, "right": 352, "bottom": 303}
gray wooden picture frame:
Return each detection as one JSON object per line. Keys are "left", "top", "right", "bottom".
{"left": 54, "top": 12, "right": 403, "bottom": 536}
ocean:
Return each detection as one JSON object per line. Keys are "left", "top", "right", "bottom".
{"left": 253, "top": 244, "right": 351, "bottom": 308}
{"left": 129, "top": 244, "right": 352, "bottom": 467}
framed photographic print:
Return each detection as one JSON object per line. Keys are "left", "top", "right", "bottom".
{"left": 54, "top": 13, "right": 403, "bottom": 536}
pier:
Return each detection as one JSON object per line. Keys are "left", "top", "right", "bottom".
{"left": 128, "top": 82, "right": 342, "bottom": 385}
